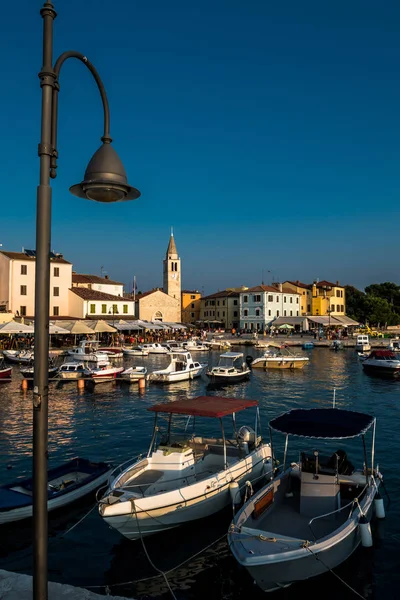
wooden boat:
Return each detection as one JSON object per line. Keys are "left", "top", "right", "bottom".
{"left": 205, "top": 352, "right": 251, "bottom": 385}
{"left": 0, "top": 457, "right": 113, "bottom": 524}
{"left": 228, "top": 408, "right": 383, "bottom": 592}
{"left": 99, "top": 396, "right": 272, "bottom": 540}
{"left": 120, "top": 366, "right": 147, "bottom": 381}
{"left": 250, "top": 343, "right": 309, "bottom": 370}
{"left": 147, "top": 351, "right": 206, "bottom": 383}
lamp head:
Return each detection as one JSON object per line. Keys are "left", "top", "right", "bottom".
{"left": 69, "top": 142, "right": 140, "bottom": 203}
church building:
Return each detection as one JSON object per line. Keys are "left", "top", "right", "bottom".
{"left": 134, "top": 232, "right": 181, "bottom": 322}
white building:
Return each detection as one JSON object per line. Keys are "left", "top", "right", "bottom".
{"left": 0, "top": 250, "right": 72, "bottom": 318}
{"left": 71, "top": 273, "right": 124, "bottom": 297}
{"left": 69, "top": 287, "right": 135, "bottom": 320}
{"left": 239, "top": 284, "right": 301, "bottom": 331}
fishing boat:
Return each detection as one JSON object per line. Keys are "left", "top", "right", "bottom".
{"left": 120, "top": 366, "right": 148, "bottom": 382}
{"left": 249, "top": 343, "right": 309, "bottom": 370}
{"left": 228, "top": 407, "right": 384, "bottom": 593}
{"left": 98, "top": 396, "right": 273, "bottom": 540}
{"left": 147, "top": 351, "right": 206, "bottom": 383}
{"left": 58, "top": 361, "right": 87, "bottom": 380}
{"left": 85, "top": 362, "right": 125, "bottom": 384}
{"left": 3, "top": 349, "right": 34, "bottom": 364}
{"left": 355, "top": 335, "right": 371, "bottom": 353}
{"left": 362, "top": 349, "right": 400, "bottom": 377}
{"left": 0, "top": 360, "right": 12, "bottom": 380}
{"left": 67, "top": 340, "right": 109, "bottom": 364}
{"left": 205, "top": 352, "right": 251, "bottom": 385}
{"left": 122, "top": 346, "right": 149, "bottom": 357}
{"left": 0, "top": 457, "right": 113, "bottom": 524}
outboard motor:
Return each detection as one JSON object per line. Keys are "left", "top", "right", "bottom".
{"left": 238, "top": 426, "right": 256, "bottom": 454}
{"left": 246, "top": 355, "right": 254, "bottom": 367}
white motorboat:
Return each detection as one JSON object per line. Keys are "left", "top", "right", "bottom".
{"left": 355, "top": 335, "right": 371, "bottom": 353}
{"left": 389, "top": 338, "right": 400, "bottom": 352}
{"left": 68, "top": 340, "right": 109, "bottom": 364}
{"left": 206, "top": 339, "right": 232, "bottom": 350}
{"left": 228, "top": 407, "right": 384, "bottom": 593}
{"left": 122, "top": 346, "right": 149, "bottom": 357}
{"left": 98, "top": 396, "right": 273, "bottom": 540}
{"left": 138, "top": 343, "right": 170, "bottom": 355}
{"left": 58, "top": 362, "right": 87, "bottom": 380}
{"left": 205, "top": 352, "right": 251, "bottom": 385}
{"left": 85, "top": 362, "right": 125, "bottom": 384}
{"left": 249, "top": 343, "right": 309, "bottom": 370}
{"left": 147, "top": 351, "right": 206, "bottom": 383}
{"left": 3, "top": 349, "right": 34, "bottom": 364}
{"left": 182, "top": 339, "right": 210, "bottom": 352}
{"left": 362, "top": 349, "right": 400, "bottom": 377}
{"left": 99, "top": 347, "right": 124, "bottom": 358}
{"left": 120, "top": 366, "right": 148, "bottom": 382}
{"left": 20, "top": 363, "right": 59, "bottom": 380}
{"left": 163, "top": 340, "right": 185, "bottom": 352}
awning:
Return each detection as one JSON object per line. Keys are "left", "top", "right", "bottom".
{"left": 272, "top": 317, "right": 308, "bottom": 326}
{"left": 148, "top": 396, "right": 258, "bottom": 418}
{"left": 332, "top": 316, "right": 359, "bottom": 327}
{"left": 0, "top": 321, "right": 34, "bottom": 334}
{"left": 269, "top": 408, "right": 375, "bottom": 439}
{"left": 83, "top": 320, "right": 117, "bottom": 333}
{"left": 112, "top": 320, "right": 144, "bottom": 331}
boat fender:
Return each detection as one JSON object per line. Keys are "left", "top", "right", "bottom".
{"left": 359, "top": 515, "right": 373, "bottom": 547}
{"left": 229, "top": 481, "right": 240, "bottom": 507}
{"left": 374, "top": 493, "right": 385, "bottom": 519}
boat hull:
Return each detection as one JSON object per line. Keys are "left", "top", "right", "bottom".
{"left": 252, "top": 358, "right": 308, "bottom": 370}
{"left": 207, "top": 372, "right": 250, "bottom": 385}
{"left": 0, "top": 367, "right": 12, "bottom": 379}
{"left": 149, "top": 365, "right": 205, "bottom": 383}
{"left": 362, "top": 363, "right": 400, "bottom": 377}
{"left": 100, "top": 446, "right": 271, "bottom": 541}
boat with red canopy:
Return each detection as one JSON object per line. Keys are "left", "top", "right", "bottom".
{"left": 98, "top": 396, "right": 272, "bottom": 540}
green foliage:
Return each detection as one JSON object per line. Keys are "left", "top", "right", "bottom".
{"left": 345, "top": 283, "right": 400, "bottom": 326}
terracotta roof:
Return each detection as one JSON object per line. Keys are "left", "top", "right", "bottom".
{"left": 148, "top": 396, "right": 258, "bottom": 418}
{"left": 72, "top": 273, "right": 123, "bottom": 285}
{"left": 202, "top": 290, "right": 239, "bottom": 300}
{"left": 284, "top": 280, "right": 311, "bottom": 289}
{"left": 244, "top": 285, "right": 277, "bottom": 293}
{"left": 135, "top": 289, "right": 167, "bottom": 300}
{"left": 0, "top": 251, "right": 71, "bottom": 264}
{"left": 70, "top": 288, "right": 132, "bottom": 302}
{"left": 166, "top": 233, "right": 178, "bottom": 256}
{"left": 314, "top": 280, "right": 341, "bottom": 288}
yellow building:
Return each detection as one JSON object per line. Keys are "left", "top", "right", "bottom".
{"left": 311, "top": 280, "right": 345, "bottom": 317}
{"left": 283, "top": 281, "right": 312, "bottom": 315}
{"left": 181, "top": 290, "right": 201, "bottom": 324}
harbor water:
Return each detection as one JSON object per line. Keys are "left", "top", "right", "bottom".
{"left": 0, "top": 347, "right": 399, "bottom": 599}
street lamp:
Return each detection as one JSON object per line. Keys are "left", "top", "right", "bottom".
{"left": 109, "top": 305, "right": 119, "bottom": 327}
{"left": 33, "top": 3, "right": 140, "bottom": 599}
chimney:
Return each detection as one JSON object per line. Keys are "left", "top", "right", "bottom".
{"left": 336, "top": 280, "right": 340, "bottom": 286}
{"left": 105, "top": 275, "right": 109, "bottom": 280}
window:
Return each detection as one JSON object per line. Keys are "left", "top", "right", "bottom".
{"left": 101, "top": 304, "right": 107, "bottom": 314}
{"left": 233, "top": 311, "right": 238, "bottom": 317}
{"left": 217, "top": 301, "right": 220, "bottom": 306}
{"left": 20, "top": 306, "right": 26, "bottom": 316}
{"left": 54, "top": 267, "right": 59, "bottom": 277}
{"left": 244, "top": 309, "right": 248, "bottom": 317}
{"left": 254, "top": 294, "right": 261, "bottom": 302}
{"left": 191, "top": 312, "right": 195, "bottom": 318}
{"left": 268, "top": 310, "right": 271, "bottom": 316}
{"left": 90, "top": 304, "right": 96, "bottom": 314}
{"left": 290, "top": 311, "right": 293, "bottom": 316}
{"left": 336, "top": 305, "right": 340, "bottom": 312}
{"left": 233, "top": 299, "right": 238, "bottom": 306}
{"left": 243, "top": 295, "right": 248, "bottom": 303}
{"left": 307, "top": 304, "right": 311, "bottom": 312}
{"left": 284, "top": 296, "right": 287, "bottom": 303}
{"left": 190, "top": 295, "right": 196, "bottom": 300}
{"left": 53, "top": 287, "right": 59, "bottom": 297}
{"left": 244, "top": 323, "right": 247, "bottom": 330}
{"left": 255, "top": 309, "right": 260, "bottom": 317}
{"left": 336, "top": 290, "right": 340, "bottom": 297}
{"left": 303, "top": 291, "right": 305, "bottom": 295}
{"left": 290, "top": 297, "right": 293, "bottom": 303}
{"left": 123, "top": 304, "right": 128, "bottom": 314}
{"left": 268, "top": 295, "right": 273, "bottom": 302}
{"left": 222, "top": 311, "right": 225, "bottom": 317}
{"left": 53, "top": 306, "right": 59, "bottom": 316}
{"left": 113, "top": 304, "right": 118, "bottom": 314}
{"left": 20, "top": 285, "right": 27, "bottom": 295}
{"left": 276, "top": 296, "right": 279, "bottom": 302}
{"left": 284, "top": 310, "right": 287, "bottom": 316}
{"left": 296, "top": 298, "right": 299, "bottom": 303}
{"left": 277, "top": 310, "right": 280, "bottom": 317}
{"left": 341, "top": 291, "right": 344, "bottom": 298}
{"left": 223, "top": 300, "right": 225, "bottom": 306}
{"left": 297, "top": 311, "right": 299, "bottom": 316}
{"left": 21, "top": 265, "right": 27, "bottom": 275}
{"left": 341, "top": 304, "right": 344, "bottom": 311}
{"left": 217, "top": 312, "right": 220, "bottom": 317}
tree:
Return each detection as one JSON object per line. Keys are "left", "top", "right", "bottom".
{"left": 365, "top": 282, "right": 400, "bottom": 313}
{"left": 363, "top": 296, "right": 398, "bottom": 326}
{"left": 344, "top": 285, "right": 366, "bottom": 322}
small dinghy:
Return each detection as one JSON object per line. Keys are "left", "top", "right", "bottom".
{"left": 0, "top": 360, "right": 12, "bottom": 381}
{"left": 3, "top": 349, "right": 34, "bottom": 364}
{"left": 20, "top": 359, "right": 58, "bottom": 380}
{"left": 120, "top": 366, "right": 148, "bottom": 381}
{"left": 122, "top": 346, "right": 149, "bottom": 357}
{"left": 0, "top": 457, "right": 113, "bottom": 524}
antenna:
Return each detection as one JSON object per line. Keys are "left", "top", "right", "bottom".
{"left": 171, "top": 226, "right": 174, "bottom": 236}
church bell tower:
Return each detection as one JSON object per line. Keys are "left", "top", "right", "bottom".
{"left": 163, "top": 229, "right": 181, "bottom": 317}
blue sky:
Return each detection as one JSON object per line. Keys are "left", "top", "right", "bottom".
{"left": 1, "top": 0, "right": 399, "bottom": 294}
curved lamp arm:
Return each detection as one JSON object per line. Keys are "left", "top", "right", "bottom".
{"left": 50, "top": 51, "right": 111, "bottom": 178}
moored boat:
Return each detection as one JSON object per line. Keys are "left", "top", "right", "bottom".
{"left": 228, "top": 407, "right": 384, "bottom": 592}
{"left": 205, "top": 352, "right": 251, "bottom": 385}
{"left": 20, "top": 361, "right": 59, "bottom": 380}
{"left": 120, "top": 366, "right": 147, "bottom": 381}
{"left": 3, "top": 349, "right": 34, "bottom": 364}
{"left": 58, "top": 361, "right": 86, "bottom": 380}
{"left": 138, "top": 343, "right": 170, "bottom": 355}
{"left": 68, "top": 340, "right": 109, "bottom": 364}
{"left": 362, "top": 349, "right": 400, "bottom": 377}
{"left": 99, "top": 347, "right": 124, "bottom": 358}
{"left": 122, "top": 346, "right": 149, "bottom": 357}
{"left": 0, "top": 457, "right": 113, "bottom": 524}
{"left": 147, "top": 351, "right": 206, "bottom": 383}
{"left": 355, "top": 335, "right": 371, "bottom": 353}
{"left": 249, "top": 343, "right": 309, "bottom": 370}
{"left": 85, "top": 362, "right": 125, "bottom": 383}
{"left": 98, "top": 396, "right": 273, "bottom": 540}
{"left": 0, "top": 360, "right": 12, "bottom": 381}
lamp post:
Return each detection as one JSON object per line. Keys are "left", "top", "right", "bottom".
{"left": 33, "top": 3, "right": 140, "bottom": 599}
{"left": 108, "top": 305, "right": 118, "bottom": 327}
